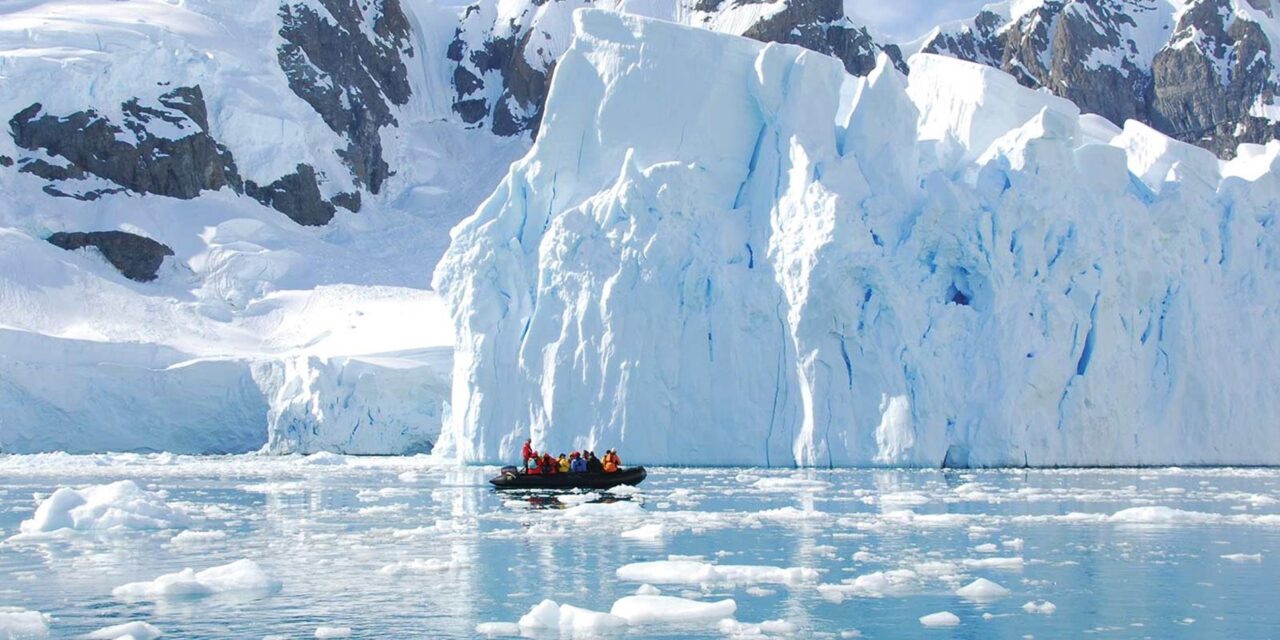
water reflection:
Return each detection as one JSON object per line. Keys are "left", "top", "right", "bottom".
{"left": 0, "top": 459, "right": 1276, "bottom": 638}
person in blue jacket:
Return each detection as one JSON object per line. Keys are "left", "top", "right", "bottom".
{"left": 569, "top": 452, "right": 588, "bottom": 473}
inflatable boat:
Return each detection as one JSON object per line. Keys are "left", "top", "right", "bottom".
{"left": 489, "top": 466, "right": 647, "bottom": 490}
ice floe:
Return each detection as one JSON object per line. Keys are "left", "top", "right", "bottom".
{"left": 16, "top": 480, "right": 188, "bottom": 537}
{"left": 0, "top": 608, "right": 49, "bottom": 639}
{"left": 610, "top": 595, "right": 737, "bottom": 625}
{"left": 82, "top": 621, "right": 162, "bottom": 639}
{"left": 616, "top": 560, "right": 818, "bottom": 586}
{"left": 956, "top": 578, "right": 1012, "bottom": 599}
{"left": 919, "top": 611, "right": 961, "bottom": 627}
{"left": 1022, "top": 600, "right": 1058, "bottom": 614}
{"left": 112, "top": 559, "right": 282, "bottom": 600}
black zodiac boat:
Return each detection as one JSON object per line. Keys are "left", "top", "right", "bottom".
{"left": 489, "top": 466, "right": 647, "bottom": 490}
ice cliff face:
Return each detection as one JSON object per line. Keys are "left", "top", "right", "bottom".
{"left": 921, "top": 0, "right": 1280, "bottom": 158}
{"left": 435, "top": 10, "right": 1280, "bottom": 467}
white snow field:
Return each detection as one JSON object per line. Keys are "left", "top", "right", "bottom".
{"left": 436, "top": 9, "right": 1280, "bottom": 467}
{"left": 0, "top": 0, "right": 524, "bottom": 455}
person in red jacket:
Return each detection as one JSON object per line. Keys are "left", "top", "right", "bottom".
{"left": 522, "top": 438, "right": 536, "bottom": 473}
{"left": 541, "top": 453, "right": 556, "bottom": 475}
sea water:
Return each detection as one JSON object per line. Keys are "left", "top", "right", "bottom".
{"left": 0, "top": 454, "right": 1277, "bottom": 638}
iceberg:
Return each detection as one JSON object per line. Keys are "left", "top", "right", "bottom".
{"left": 434, "top": 9, "right": 1280, "bottom": 467}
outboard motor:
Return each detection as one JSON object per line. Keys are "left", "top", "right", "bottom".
{"left": 500, "top": 465, "right": 519, "bottom": 480}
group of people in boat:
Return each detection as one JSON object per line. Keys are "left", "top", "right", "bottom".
{"left": 521, "top": 438, "right": 623, "bottom": 475}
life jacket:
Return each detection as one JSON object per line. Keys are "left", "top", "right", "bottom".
{"left": 604, "top": 459, "right": 618, "bottom": 473}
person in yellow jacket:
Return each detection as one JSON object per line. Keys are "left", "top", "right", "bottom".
{"left": 557, "top": 453, "right": 570, "bottom": 473}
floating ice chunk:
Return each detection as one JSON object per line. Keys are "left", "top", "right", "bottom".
{"left": 963, "top": 557, "right": 1024, "bottom": 571}
{"left": 1022, "top": 601, "right": 1057, "bottom": 614}
{"left": 621, "top": 523, "right": 665, "bottom": 539}
{"left": 818, "top": 569, "right": 919, "bottom": 602}
{"left": 616, "top": 560, "right": 818, "bottom": 586}
{"left": 17, "top": 480, "right": 188, "bottom": 536}
{"left": 607, "top": 485, "right": 642, "bottom": 496}
{"left": 397, "top": 471, "right": 420, "bottom": 483}
{"left": 558, "top": 492, "right": 602, "bottom": 506}
{"left": 919, "top": 611, "right": 960, "bottom": 627}
{"left": 745, "top": 587, "right": 775, "bottom": 597}
{"left": 169, "top": 530, "right": 227, "bottom": 546}
{"left": 610, "top": 595, "right": 736, "bottom": 625}
{"left": 0, "top": 608, "right": 50, "bottom": 639}
{"left": 299, "top": 452, "right": 347, "bottom": 466}
{"left": 314, "top": 627, "right": 351, "bottom": 638}
{"left": 752, "top": 477, "right": 830, "bottom": 492}
{"left": 1108, "top": 507, "right": 1218, "bottom": 524}
{"left": 376, "top": 558, "right": 467, "bottom": 575}
{"left": 718, "top": 618, "right": 798, "bottom": 637}
{"left": 851, "top": 551, "right": 874, "bottom": 563}
{"left": 956, "top": 578, "right": 1011, "bottom": 599}
{"left": 1002, "top": 538, "right": 1025, "bottom": 551}
{"left": 562, "top": 501, "right": 645, "bottom": 518}
{"left": 474, "top": 622, "right": 521, "bottom": 636}
{"left": 517, "top": 600, "right": 627, "bottom": 632}
{"left": 83, "top": 621, "right": 162, "bottom": 639}
{"left": 974, "top": 543, "right": 998, "bottom": 553}
{"left": 112, "top": 559, "right": 282, "bottom": 600}
{"left": 1220, "top": 553, "right": 1263, "bottom": 562}
{"left": 636, "top": 584, "right": 662, "bottom": 595}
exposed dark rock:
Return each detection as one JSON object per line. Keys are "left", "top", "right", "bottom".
{"left": 0, "top": 155, "right": 12, "bottom": 167}
{"left": 923, "top": 0, "right": 1280, "bottom": 158}
{"left": 244, "top": 164, "right": 337, "bottom": 226}
{"left": 740, "top": 0, "right": 908, "bottom": 77}
{"left": 331, "top": 190, "right": 362, "bottom": 213}
{"left": 19, "top": 158, "right": 86, "bottom": 182}
{"left": 9, "top": 87, "right": 241, "bottom": 199}
{"left": 47, "top": 231, "right": 174, "bottom": 282}
{"left": 1149, "top": 0, "right": 1277, "bottom": 155}
{"left": 277, "top": 0, "right": 414, "bottom": 193}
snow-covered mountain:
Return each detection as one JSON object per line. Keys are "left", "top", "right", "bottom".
{"left": 435, "top": 10, "right": 1280, "bottom": 467}
{"left": 920, "top": 0, "right": 1280, "bottom": 157}
{"left": 0, "top": 0, "right": 523, "bottom": 453}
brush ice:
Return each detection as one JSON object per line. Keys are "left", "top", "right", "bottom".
{"left": 616, "top": 560, "right": 818, "bottom": 586}
{"left": 0, "top": 608, "right": 49, "bottom": 639}
{"left": 1220, "top": 553, "right": 1263, "bottom": 562}
{"left": 919, "top": 611, "right": 961, "bottom": 627}
{"left": 314, "top": 627, "right": 352, "bottom": 639}
{"left": 17, "top": 480, "right": 187, "bottom": 535}
{"left": 1022, "top": 600, "right": 1057, "bottom": 614}
{"left": 168, "top": 530, "right": 228, "bottom": 546}
{"left": 435, "top": 9, "right": 1280, "bottom": 467}
{"left": 609, "top": 595, "right": 737, "bottom": 625}
{"left": 621, "top": 523, "right": 665, "bottom": 539}
{"left": 83, "top": 621, "right": 162, "bottom": 640}
{"left": 956, "top": 578, "right": 1011, "bottom": 599}
{"left": 112, "top": 559, "right": 282, "bottom": 600}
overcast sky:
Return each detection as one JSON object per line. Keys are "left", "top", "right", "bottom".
{"left": 845, "top": 0, "right": 994, "bottom": 41}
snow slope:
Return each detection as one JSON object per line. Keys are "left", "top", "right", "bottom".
{"left": 0, "top": 0, "right": 523, "bottom": 454}
{"left": 435, "top": 9, "right": 1280, "bottom": 467}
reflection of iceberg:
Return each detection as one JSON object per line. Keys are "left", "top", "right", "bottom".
{"left": 436, "top": 9, "right": 1280, "bottom": 468}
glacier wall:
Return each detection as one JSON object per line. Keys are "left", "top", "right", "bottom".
{"left": 434, "top": 10, "right": 1280, "bottom": 467}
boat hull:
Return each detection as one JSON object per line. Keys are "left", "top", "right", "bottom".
{"left": 488, "top": 466, "right": 647, "bottom": 490}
